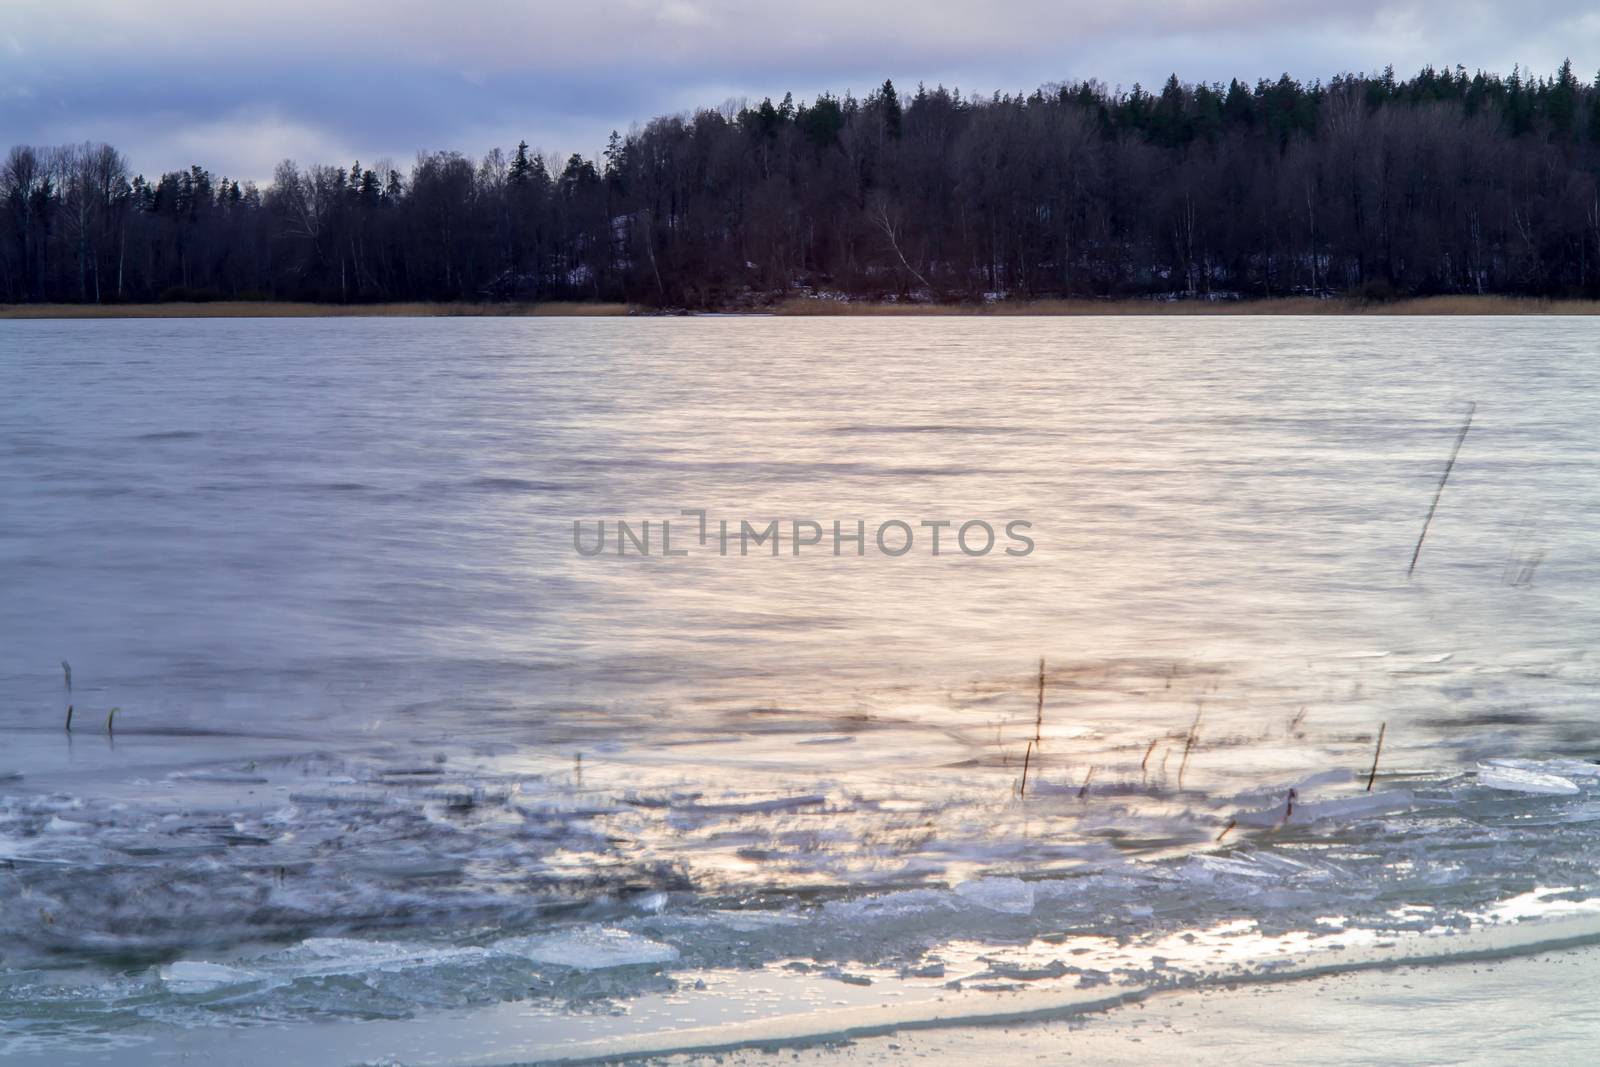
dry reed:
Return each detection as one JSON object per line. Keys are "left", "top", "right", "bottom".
{"left": 1408, "top": 403, "right": 1476, "bottom": 579}
{"left": 1177, "top": 704, "right": 1203, "bottom": 790}
{"left": 1366, "top": 723, "right": 1387, "bottom": 792}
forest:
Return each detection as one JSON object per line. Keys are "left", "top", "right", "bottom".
{"left": 7, "top": 62, "right": 1600, "bottom": 307}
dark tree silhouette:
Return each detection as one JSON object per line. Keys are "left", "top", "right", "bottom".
{"left": 8, "top": 63, "right": 1600, "bottom": 306}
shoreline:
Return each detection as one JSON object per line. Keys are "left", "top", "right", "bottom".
{"left": 0, "top": 301, "right": 631, "bottom": 319}
{"left": 653, "top": 944, "right": 1600, "bottom": 1067}
{"left": 4, "top": 294, "right": 1600, "bottom": 319}
{"left": 771, "top": 294, "right": 1600, "bottom": 316}
{"left": 12, "top": 930, "right": 1600, "bottom": 1066}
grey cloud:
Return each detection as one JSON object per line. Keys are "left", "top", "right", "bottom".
{"left": 4, "top": 0, "right": 1596, "bottom": 180}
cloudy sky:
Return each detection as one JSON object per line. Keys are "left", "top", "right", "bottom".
{"left": 4, "top": 0, "right": 1597, "bottom": 182}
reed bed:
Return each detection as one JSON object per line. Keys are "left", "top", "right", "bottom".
{"left": 773, "top": 295, "right": 1600, "bottom": 316}
{"left": 0, "top": 301, "right": 631, "bottom": 319}
{"left": 9, "top": 294, "right": 1597, "bottom": 318}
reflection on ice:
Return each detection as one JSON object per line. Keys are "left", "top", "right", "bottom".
{"left": 6, "top": 718, "right": 1600, "bottom": 1054}
{"left": 6, "top": 317, "right": 1600, "bottom": 1057}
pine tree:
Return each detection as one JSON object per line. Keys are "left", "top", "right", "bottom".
{"left": 1123, "top": 83, "right": 1153, "bottom": 131}
{"left": 509, "top": 141, "right": 533, "bottom": 187}
{"left": 1222, "top": 79, "right": 1255, "bottom": 127}
{"left": 603, "top": 132, "right": 624, "bottom": 181}
{"left": 878, "top": 79, "right": 903, "bottom": 139}
{"left": 798, "top": 94, "right": 845, "bottom": 148}
{"left": 1506, "top": 65, "right": 1534, "bottom": 135}
{"left": 1548, "top": 58, "right": 1578, "bottom": 139}
{"left": 1590, "top": 72, "right": 1600, "bottom": 143}
{"left": 750, "top": 98, "right": 780, "bottom": 140}
{"left": 1152, "top": 74, "right": 1192, "bottom": 146}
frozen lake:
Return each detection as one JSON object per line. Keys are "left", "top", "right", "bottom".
{"left": 4, "top": 316, "right": 1600, "bottom": 1061}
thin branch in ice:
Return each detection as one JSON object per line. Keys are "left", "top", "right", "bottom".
{"left": 1408, "top": 402, "right": 1476, "bottom": 579}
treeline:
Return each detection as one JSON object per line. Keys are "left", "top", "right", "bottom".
{"left": 8, "top": 62, "right": 1600, "bottom": 306}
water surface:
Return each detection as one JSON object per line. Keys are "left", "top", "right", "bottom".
{"left": 3, "top": 317, "right": 1599, "bottom": 1061}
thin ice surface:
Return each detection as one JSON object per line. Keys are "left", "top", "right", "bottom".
{"left": 4, "top": 318, "right": 1600, "bottom": 1058}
